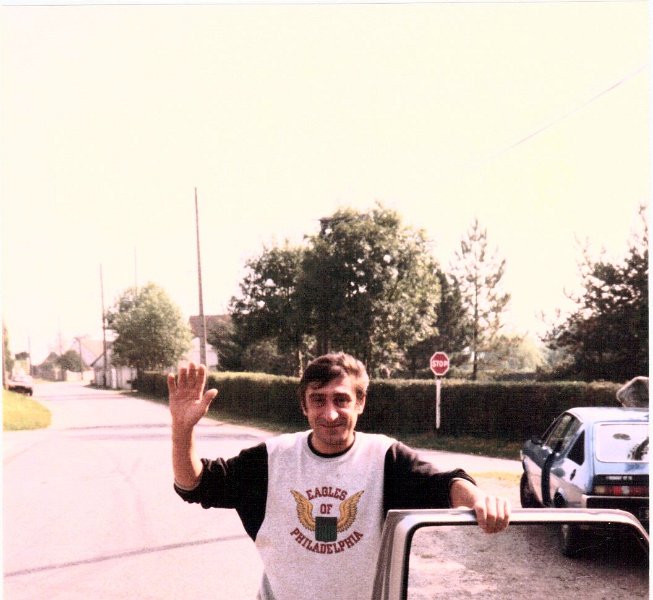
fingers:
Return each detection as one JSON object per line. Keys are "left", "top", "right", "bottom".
{"left": 169, "top": 363, "right": 212, "bottom": 398}
{"left": 203, "top": 388, "right": 218, "bottom": 409}
{"left": 167, "top": 373, "right": 177, "bottom": 397}
{"left": 474, "top": 495, "right": 511, "bottom": 534}
{"left": 178, "top": 364, "right": 188, "bottom": 390}
{"left": 187, "top": 362, "right": 199, "bottom": 389}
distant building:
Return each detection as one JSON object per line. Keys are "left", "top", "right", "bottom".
{"left": 90, "top": 343, "right": 137, "bottom": 390}
{"left": 185, "top": 315, "right": 230, "bottom": 370}
{"left": 73, "top": 338, "right": 104, "bottom": 369}
{"left": 69, "top": 338, "right": 103, "bottom": 383}
{"left": 33, "top": 339, "right": 104, "bottom": 382}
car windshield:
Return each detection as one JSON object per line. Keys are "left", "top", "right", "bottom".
{"left": 595, "top": 423, "right": 649, "bottom": 463}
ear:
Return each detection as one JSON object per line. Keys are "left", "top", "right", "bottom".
{"left": 356, "top": 395, "right": 366, "bottom": 415}
{"left": 301, "top": 398, "right": 308, "bottom": 416}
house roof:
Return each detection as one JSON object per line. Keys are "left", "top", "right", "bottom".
{"left": 89, "top": 341, "right": 115, "bottom": 368}
{"left": 67, "top": 338, "right": 105, "bottom": 363}
{"left": 188, "top": 314, "right": 230, "bottom": 338}
{"left": 80, "top": 338, "right": 105, "bottom": 358}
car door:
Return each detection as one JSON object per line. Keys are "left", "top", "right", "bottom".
{"left": 540, "top": 414, "right": 576, "bottom": 506}
{"left": 522, "top": 414, "right": 567, "bottom": 505}
{"left": 545, "top": 416, "right": 583, "bottom": 507}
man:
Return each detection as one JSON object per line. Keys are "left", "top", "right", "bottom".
{"left": 170, "top": 353, "right": 510, "bottom": 600}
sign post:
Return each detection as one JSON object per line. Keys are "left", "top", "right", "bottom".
{"left": 429, "top": 352, "right": 450, "bottom": 430}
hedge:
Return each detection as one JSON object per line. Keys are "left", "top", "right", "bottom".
{"left": 136, "top": 372, "right": 623, "bottom": 442}
{"left": 360, "top": 380, "right": 620, "bottom": 440}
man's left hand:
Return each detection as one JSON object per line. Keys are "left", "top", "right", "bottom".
{"left": 471, "top": 493, "right": 511, "bottom": 534}
{"left": 450, "top": 478, "right": 511, "bottom": 533}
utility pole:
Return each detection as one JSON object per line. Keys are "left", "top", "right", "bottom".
{"left": 100, "top": 264, "right": 109, "bottom": 388}
{"left": 76, "top": 336, "right": 84, "bottom": 382}
{"left": 195, "top": 187, "right": 207, "bottom": 366}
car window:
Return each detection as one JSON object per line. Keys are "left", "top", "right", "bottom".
{"left": 595, "top": 423, "right": 649, "bottom": 463}
{"left": 544, "top": 414, "right": 573, "bottom": 450}
{"left": 567, "top": 431, "right": 585, "bottom": 465}
{"left": 539, "top": 417, "right": 559, "bottom": 441}
{"left": 558, "top": 418, "right": 581, "bottom": 454}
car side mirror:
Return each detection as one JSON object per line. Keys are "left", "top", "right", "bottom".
{"left": 530, "top": 435, "right": 543, "bottom": 446}
{"left": 372, "top": 509, "right": 648, "bottom": 600}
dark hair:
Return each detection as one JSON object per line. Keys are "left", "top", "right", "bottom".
{"left": 298, "top": 352, "right": 369, "bottom": 406}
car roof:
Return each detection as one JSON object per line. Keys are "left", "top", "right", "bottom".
{"left": 566, "top": 405, "right": 648, "bottom": 424}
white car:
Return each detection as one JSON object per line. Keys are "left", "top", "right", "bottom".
{"left": 7, "top": 374, "right": 34, "bottom": 396}
{"left": 520, "top": 406, "right": 648, "bottom": 556}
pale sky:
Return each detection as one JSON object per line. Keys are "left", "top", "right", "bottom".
{"left": 1, "top": 1, "right": 650, "bottom": 364}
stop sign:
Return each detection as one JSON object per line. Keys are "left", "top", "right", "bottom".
{"left": 430, "top": 352, "right": 450, "bottom": 377}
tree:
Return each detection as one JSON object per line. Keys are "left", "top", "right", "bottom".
{"left": 481, "top": 334, "right": 546, "bottom": 375}
{"left": 3, "top": 323, "right": 14, "bottom": 384}
{"left": 228, "top": 243, "right": 309, "bottom": 375}
{"left": 240, "top": 338, "right": 298, "bottom": 375}
{"left": 206, "top": 317, "right": 245, "bottom": 372}
{"left": 452, "top": 218, "right": 511, "bottom": 380}
{"left": 106, "top": 283, "right": 191, "bottom": 376}
{"left": 544, "top": 206, "right": 648, "bottom": 381}
{"left": 57, "top": 349, "right": 85, "bottom": 372}
{"left": 300, "top": 205, "right": 441, "bottom": 374}
{"left": 403, "top": 270, "right": 472, "bottom": 376}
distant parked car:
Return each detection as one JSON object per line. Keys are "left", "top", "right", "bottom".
{"left": 520, "top": 405, "right": 648, "bottom": 556}
{"left": 7, "top": 375, "right": 34, "bottom": 396}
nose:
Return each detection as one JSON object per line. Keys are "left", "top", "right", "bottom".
{"left": 323, "top": 401, "right": 339, "bottom": 422}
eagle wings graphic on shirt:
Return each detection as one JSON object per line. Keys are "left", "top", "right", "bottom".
{"left": 290, "top": 489, "right": 364, "bottom": 533}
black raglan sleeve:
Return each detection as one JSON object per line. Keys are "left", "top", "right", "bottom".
{"left": 174, "top": 442, "right": 268, "bottom": 541}
{"left": 383, "top": 441, "right": 477, "bottom": 515}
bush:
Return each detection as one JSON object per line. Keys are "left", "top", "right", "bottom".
{"left": 205, "top": 372, "right": 303, "bottom": 428}
{"left": 136, "top": 372, "right": 622, "bottom": 442}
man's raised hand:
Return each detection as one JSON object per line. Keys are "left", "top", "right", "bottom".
{"left": 167, "top": 362, "right": 218, "bottom": 432}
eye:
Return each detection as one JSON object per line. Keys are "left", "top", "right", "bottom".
{"left": 308, "top": 396, "right": 325, "bottom": 407}
{"left": 335, "top": 395, "right": 353, "bottom": 407}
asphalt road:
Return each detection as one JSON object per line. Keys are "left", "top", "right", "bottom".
{"left": 4, "top": 381, "right": 265, "bottom": 600}
{"left": 3, "top": 380, "right": 522, "bottom": 599}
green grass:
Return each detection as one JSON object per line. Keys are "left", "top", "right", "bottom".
{"left": 397, "top": 432, "right": 523, "bottom": 461}
{"left": 3, "top": 388, "right": 52, "bottom": 431}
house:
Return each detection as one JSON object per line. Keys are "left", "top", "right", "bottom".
{"left": 185, "top": 315, "right": 229, "bottom": 370}
{"left": 90, "top": 342, "right": 137, "bottom": 390}
{"left": 34, "top": 338, "right": 105, "bottom": 383}
{"left": 68, "top": 338, "right": 104, "bottom": 383}
{"left": 73, "top": 338, "right": 104, "bottom": 369}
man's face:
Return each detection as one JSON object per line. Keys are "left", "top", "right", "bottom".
{"left": 302, "top": 374, "right": 365, "bottom": 455}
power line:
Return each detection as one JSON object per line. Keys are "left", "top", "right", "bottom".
{"left": 474, "top": 63, "right": 648, "bottom": 167}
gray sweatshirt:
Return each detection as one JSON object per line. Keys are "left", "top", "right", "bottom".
{"left": 175, "top": 430, "right": 474, "bottom": 600}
